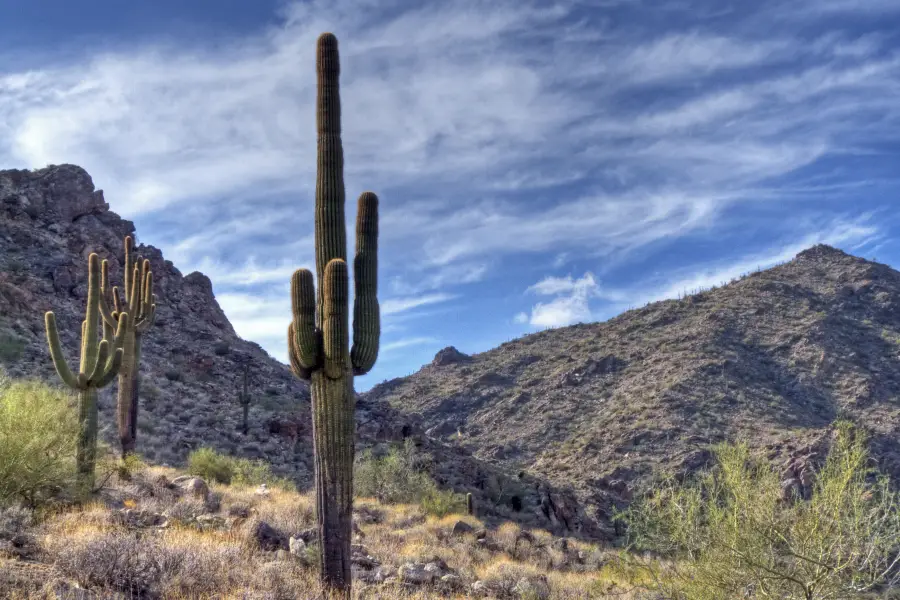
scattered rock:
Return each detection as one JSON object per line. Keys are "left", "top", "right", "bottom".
{"left": 171, "top": 476, "right": 209, "bottom": 500}
{"left": 514, "top": 575, "right": 551, "bottom": 599}
{"left": 288, "top": 536, "right": 306, "bottom": 557}
{"left": 451, "top": 520, "right": 475, "bottom": 536}
{"left": 432, "top": 346, "right": 472, "bottom": 367}
{"left": 113, "top": 508, "right": 167, "bottom": 528}
{"left": 250, "top": 520, "right": 287, "bottom": 551}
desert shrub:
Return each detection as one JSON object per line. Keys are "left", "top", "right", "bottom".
{"left": 51, "top": 531, "right": 182, "bottom": 596}
{"left": 617, "top": 420, "right": 900, "bottom": 599}
{"left": 0, "top": 376, "right": 80, "bottom": 507}
{"left": 213, "top": 342, "right": 230, "bottom": 356}
{"left": 188, "top": 447, "right": 236, "bottom": 484}
{"left": 355, "top": 439, "right": 465, "bottom": 516}
{"left": 232, "top": 458, "right": 296, "bottom": 492}
{"left": 0, "top": 331, "right": 25, "bottom": 363}
{"left": 187, "top": 447, "right": 296, "bottom": 491}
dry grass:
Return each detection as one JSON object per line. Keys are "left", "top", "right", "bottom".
{"left": 0, "top": 463, "right": 650, "bottom": 599}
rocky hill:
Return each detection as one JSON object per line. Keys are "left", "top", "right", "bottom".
{"left": 0, "top": 164, "right": 590, "bottom": 538}
{"left": 7, "top": 164, "right": 899, "bottom": 543}
{"left": 363, "top": 244, "right": 900, "bottom": 535}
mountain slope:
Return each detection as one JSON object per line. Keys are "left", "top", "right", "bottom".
{"left": 0, "top": 164, "right": 593, "bottom": 538}
{"left": 363, "top": 244, "right": 900, "bottom": 531}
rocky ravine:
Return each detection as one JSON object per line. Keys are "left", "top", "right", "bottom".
{"left": 0, "top": 164, "right": 594, "bottom": 538}
{"left": 364, "top": 244, "right": 900, "bottom": 534}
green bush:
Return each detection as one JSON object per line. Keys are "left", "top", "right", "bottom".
{"left": 355, "top": 439, "right": 464, "bottom": 516}
{"left": 0, "top": 331, "right": 25, "bottom": 363}
{"left": 0, "top": 375, "right": 80, "bottom": 507}
{"left": 617, "top": 420, "right": 900, "bottom": 599}
{"left": 188, "top": 447, "right": 235, "bottom": 484}
{"left": 187, "top": 447, "right": 295, "bottom": 491}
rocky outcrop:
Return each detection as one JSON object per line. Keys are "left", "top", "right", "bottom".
{"left": 0, "top": 164, "right": 597, "bottom": 539}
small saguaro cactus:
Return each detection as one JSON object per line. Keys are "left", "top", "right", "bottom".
{"left": 97, "top": 235, "right": 157, "bottom": 458}
{"left": 467, "top": 492, "right": 475, "bottom": 516}
{"left": 238, "top": 362, "right": 251, "bottom": 434}
{"left": 288, "top": 32, "right": 380, "bottom": 596}
{"left": 45, "top": 253, "right": 128, "bottom": 499}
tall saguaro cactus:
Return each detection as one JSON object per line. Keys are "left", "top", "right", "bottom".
{"left": 238, "top": 362, "right": 251, "bottom": 435}
{"left": 288, "top": 32, "right": 380, "bottom": 596}
{"left": 45, "top": 253, "right": 128, "bottom": 499}
{"left": 98, "top": 235, "right": 157, "bottom": 457}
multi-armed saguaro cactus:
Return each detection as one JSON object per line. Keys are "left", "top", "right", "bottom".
{"left": 45, "top": 253, "right": 128, "bottom": 499}
{"left": 238, "top": 362, "right": 252, "bottom": 435}
{"left": 97, "top": 236, "right": 157, "bottom": 458}
{"left": 288, "top": 32, "right": 380, "bottom": 596}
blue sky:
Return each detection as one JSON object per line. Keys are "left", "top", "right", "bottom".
{"left": 1, "top": 0, "right": 899, "bottom": 391}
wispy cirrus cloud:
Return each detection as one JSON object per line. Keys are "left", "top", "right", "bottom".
{"left": 1, "top": 0, "right": 899, "bottom": 385}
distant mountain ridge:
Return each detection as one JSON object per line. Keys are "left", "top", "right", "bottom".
{"left": 363, "top": 243, "right": 900, "bottom": 532}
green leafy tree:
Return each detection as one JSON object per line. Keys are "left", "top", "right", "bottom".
{"left": 618, "top": 421, "right": 900, "bottom": 599}
{"left": 0, "top": 375, "right": 81, "bottom": 507}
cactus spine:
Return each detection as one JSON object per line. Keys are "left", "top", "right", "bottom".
{"left": 98, "top": 236, "right": 157, "bottom": 458}
{"left": 288, "top": 32, "right": 380, "bottom": 596}
{"left": 45, "top": 253, "right": 128, "bottom": 499}
{"left": 238, "top": 362, "right": 251, "bottom": 434}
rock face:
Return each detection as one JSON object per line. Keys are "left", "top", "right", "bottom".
{"left": 0, "top": 164, "right": 312, "bottom": 484}
{"left": 432, "top": 346, "right": 473, "bottom": 367}
{"left": 364, "top": 243, "right": 900, "bottom": 538}
{"left": 0, "top": 164, "right": 592, "bottom": 538}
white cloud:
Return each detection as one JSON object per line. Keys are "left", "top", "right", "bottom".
{"left": 381, "top": 293, "right": 456, "bottom": 315}
{"left": 599, "top": 215, "right": 883, "bottom": 309}
{"left": 381, "top": 337, "right": 440, "bottom": 353}
{"left": 1, "top": 0, "right": 898, "bottom": 376}
{"left": 521, "top": 272, "right": 601, "bottom": 328}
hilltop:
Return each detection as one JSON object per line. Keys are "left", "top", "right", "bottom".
{"left": 363, "top": 244, "right": 900, "bottom": 534}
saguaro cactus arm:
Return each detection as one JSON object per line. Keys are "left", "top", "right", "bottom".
{"left": 45, "top": 253, "right": 129, "bottom": 391}
{"left": 288, "top": 322, "right": 314, "bottom": 380}
{"left": 351, "top": 191, "right": 380, "bottom": 375}
{"left": 45, "top": 313, "right": 80, "bottom": 389}
{"left": 99, "top": 243, "right": 156, "bottom": 333}
{"left": 291, "top": 268, "right": 320, "bottom": 370}
{"left": 322, "top": 259, "right": 349, "bottom": 379}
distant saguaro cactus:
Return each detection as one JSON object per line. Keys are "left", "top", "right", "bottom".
{"left": 45, "top": 253, "right": 128, "bottom": 499}
{"left": 467, "top": 492, "right": 475, "bottom": 516}
{"left": 238, "top": 362, "right": 251, "bottom": 434}
{"left": 288, "top": 32, "right": 380, "bottom": 596}
{"left": 98, "top": 236, "right": 157, "bottom": 458}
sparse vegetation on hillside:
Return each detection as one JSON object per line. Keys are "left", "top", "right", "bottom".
{"left": 0, "top": 412, "right": 631, "bottom": 599}
{"left": 617, "top": 421, "right": 900, "bottom": 599}
{"left": 355, "top": 439, "right": 466, "bottom": 517}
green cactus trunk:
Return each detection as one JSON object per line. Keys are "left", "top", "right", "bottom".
{"left": 311, "top": 371, "right": 355, "bottom": 586}
{"left": 116, "top": 329, "right": 138, "bottom": 455}
{"left": 45, "top": 253, "right": 128, "bottom": 502}
{"left": 288, "top": 32, "right": 381, "bottom": 598}
{"left": 75, "top": 388, "right": 99, "bottom": 498}
{"left": 129, "top": 337, "right": 142, "bottom": 446}
{"left": 239, "top": 363, "right": 251, "bottom": 434}
{"left": 99, "top": 236, "right": 156, "bottom": 459}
